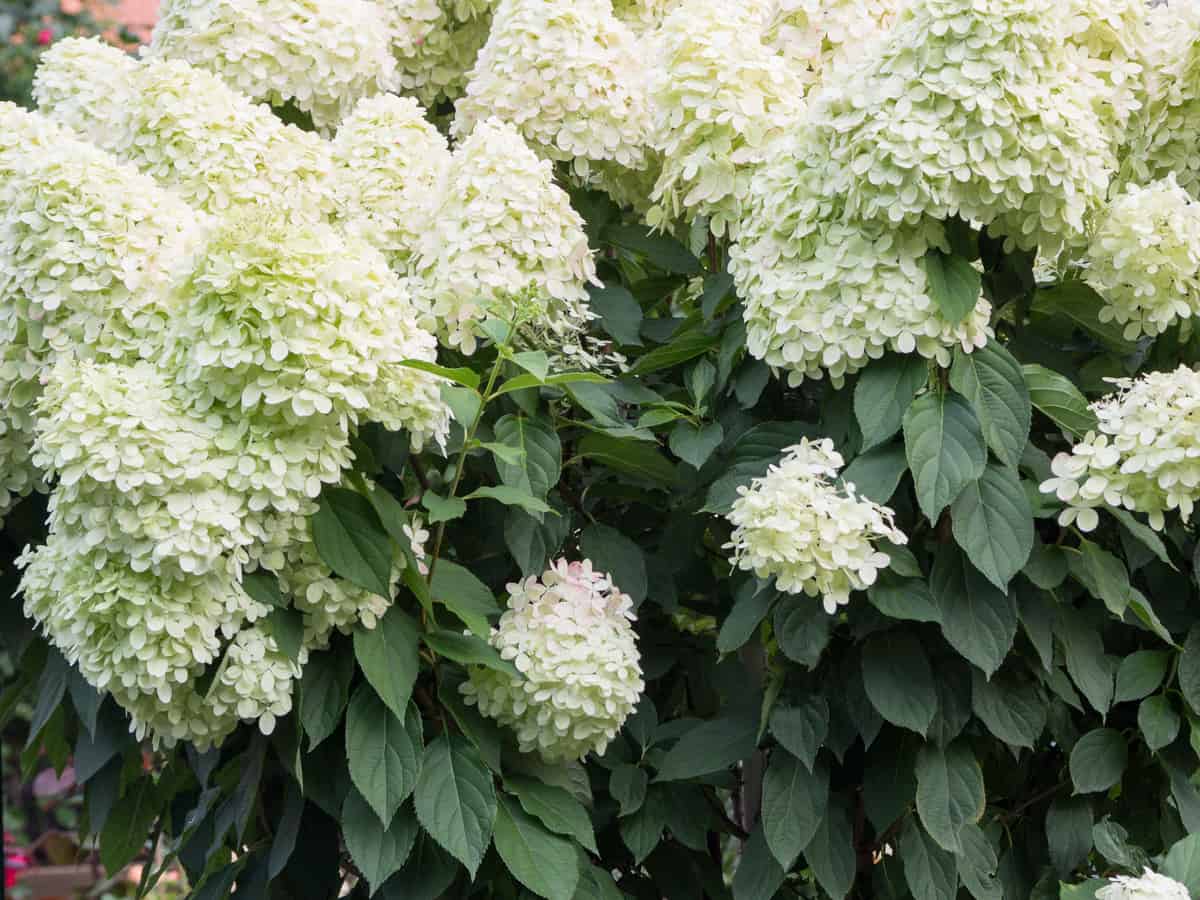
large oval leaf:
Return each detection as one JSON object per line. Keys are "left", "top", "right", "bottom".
{"left": 903, "top": 390, "right": 987, "bottom": 520}
{"left": 950, "top": 463, "right": 1034, "bottom": 590}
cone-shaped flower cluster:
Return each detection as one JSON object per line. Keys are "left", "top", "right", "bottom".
{"left": 461, "top": 559, "right": 644, "bottom": 763}
{"left": 725, "top": 438, "right": 907, "bottom": 613}
{"left": 1086, "top": 175, "right": 1200, "bottom": 340}
{"left": 1040, "top": 366, "right": 1200, "bottom": 532}
{"left": 381, "top": 0, "right": 495, "bottom": 107}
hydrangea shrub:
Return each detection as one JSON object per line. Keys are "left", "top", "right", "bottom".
{"left": 4, "top": 1, "right": 1200, "bottom": 899}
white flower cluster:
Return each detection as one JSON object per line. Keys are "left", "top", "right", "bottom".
{"left": 414, "top": 118, "right": 606, "bottom": 364}
{"left": 461, "top": 559, "right": 644, "bottom": 762}
{"left": 1096, "top": 869, "right": 1190, "bottom": 900}
{"left": 646, "top": 0, "right": 804, "bottom": 237}
{"left": 1085, "top": 176, "right": 1200, "bottom": 340}
{"left": 331, "top": 94, "right": 451, "bottom": 271}
{"left": 452, "top": 0, "right": 652, "bottom": 186}
{"left": 34, "top": 38, "right": 335, "bottom": 221}
{"left": 727, "top": 0, "right": 1136, "bottom": 386}
{"left": 725, "top": 438, "right": 907, "bottom": 613}
{"left": 6, "top": 50, "right": 450, "bottom": 745}
{"left": 1040, "top": 366, "right": 1200, "bottom": 532}
{"left": 148, "top": 0, "right": 399, "bottom": 132}
{"left": 731, "top": 171, "right": 991, "bottom": 386}
{"left": 382, "top": 0, "right": 495, "bottom": 107}
{"left": 610, "top": 0, "right": 678, "bottom": 33}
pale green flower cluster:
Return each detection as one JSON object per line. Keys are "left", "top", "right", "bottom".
{"left": 731, "top": 161, "right": 991, "bottom": 386}
{"left": 646, "top": 0, "right": 805, "bottom": 237}
{"left": 1040, "top": 366, "right": 1200, "bottom": 532}
{"left": 453, "top": 0, "right": 652, "bottom": 186}
{"left": 1096, "top": 869, "right": 1190, "bottom": 900}
{"left": 34, "top": 38, "right": 335, "bottom": 221}
{"left": 381, "top": 0, "right": 495, "bottom": 107}
{"left": 610, "top": 0, "right": 678, "bottom": 33}
{"left": 149, "top": 0, "right": 399, "bottom": 132}
{"left": 725, "top": 438, "right": 907, "bottom": 613}
{"left": 1085, "top": 176, "right": 1200, "bottom": 340}
{"left": 414, "top": 117, "right": 606, "bottom": 364}
{"left": 0, "top": 103, "right": 203, "bottom": 523}
{"left": 5, "top": 63, "right": 449, "bottom": 745}
{"left": 461, "top": 559, "right": 644, "bottom": 763}
{"left": 728, "top": 0, "right": 1141, "bottom": 386}
{"left": 331, "top": 94, "right": 451, "bottom": 271}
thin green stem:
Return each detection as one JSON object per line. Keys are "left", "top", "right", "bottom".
{"left": 426, "top": 340, "right": 510, "bottom": 583}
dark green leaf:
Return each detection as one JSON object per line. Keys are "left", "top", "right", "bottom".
{"left": 899, "top": 817, "right": 957, "bottom": 900}
{"left": 493, "top": 795, "right": 579, "bottom": 900}
{"left": 951, "top": 463, "right": 1034, "bottom": 590}
{"left": 862, "top": 632, "right": 938, "bottom": 735}
{"left": 1046, "top": 797, "right": 1092, "bottom": 877}
{"left": 413, "top": 736, "right": 497, "bottom": 878}
{"left": 588, "top": 285, "right": 644, "bottom": 345}
{"left": 619, "top": 785, "right": 667, "bottom": 863}
{"left": 770, "top": 696, "right": 828, "bottom": 772}
{"left": 431, "top": 560, "right": 500, "bottom": 638}
{"left": 774, "top": 599, "right": 832, "bottom": 669}
{"left": 655, "top": 715, "right": 757, "bottom": 781}
{"left": 1115, "top": 650, "right": 1170, "bottom": 703}
{"left": 1022, "top": 365, "right": 1097, "bottom": 438}
{"left": 1031, "top": 283, "right": 1137, "bottom": 354}
{"left": 312, "top": 487, "right": 394, "bottom": 597}
{"left": 1138, "top": 694, "right": 1180, "bottom": 752}
{"left": 949, "top": 343, "right": 1032, "bottom": 467}
{"left": 843, "top": 442, "right": 909, "bottom": 505}
{"left": 930, "top": 546, "right": 1017, "bottom": 678}
{"left": 267, "top": 607, "right": 304, "bottom": 663}
{"left": 915, "top": 741, "right": 985, "bottom": 853}
{"left": 100, "top": 775, "right": 158, "bottom": 874}
{"left": 609, "top": 764, "right": 647, "bottom": 816}
{"left": 604, "top": 224, "right": 701, "bottom": 275}
{"left": 425, "top": 629, "right": 519, "bottom": 678}
{"left": 493, "top": 414, "right": 562, "bottom": 501}
{"left": 1162, "top": 833, "right": 1200, "bottom": 896}
{"left": 971, "top": 669, "right": 1045, "bottom": 749}
{"left": 1069, "top": 729, "right": 1127, "bottom": 794}
{"left": 346, "top": 685, "right": 422, "bottom": 828}
{"left": 300, "top": 644, "right": 355, "bottom": 749}
{"left": 804, "top": 792, "right": 857, "bottom": 899}
{"left": 397, "top": 359, "right": 480, "bottom": 389}
{"left": 762, "top": 750, "right": 827, "bottom": 869}
{"left": 580, "top": 523, "right": 647, "bottom": 607}
{"left": 669, "top": 421, "right": 724, "bottom": 469}
{"left": 1180, "top": 626, "right": 1200, "bottom": 715}
{"left": 717, "top": 581, "right": 775, "bottom": 654}
{"left": 868, "top": 574, "right": 940, "bottom": 624}
{"left": 903, "top": 390, "right": 987, "bottom": 520}
{"left": 925, "top": 250, "right": 982, "bottom": 324}
{"left": 956, "top": 823, "right": 1002, "bottom": 900}
{"left": 505, "top": 775, "right": 596, "bottom": 853}
{"left": 421, "top": 492, "right": 467, "bottom": 524}
{"left": 577, "top": 433, "right": 677, "bottom": 484}
{"left": 464, "top": 485, "right": 554, "bottom": 516}
{"left": 855, "top": 354, "right": 930, "bottom": 451}
{"left": 354, "top": 607, "right": 420, "bottom": 720}
{"left": 342, "top": 791, "right": 418, "bottom": 893}
{"left": 243, "top": 570, "right": 286, "bottom": 608}
{"left": 732, "top": 825, "right": 786, "bottom": 900}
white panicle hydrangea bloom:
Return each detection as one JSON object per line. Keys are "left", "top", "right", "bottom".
{"left": 277, "top": 538, "right": 397, "bottom": 642}
{"left": 382, "top": 0, "right": 494, "bottom": 107}
{"left": 169, "top": 211, "right": 449, "bottom": 450}
{"left": 1085, "top": 176, "right": 1200, "bottom": 340}
{"left": 32, "top": 359, "right": 250, "bottom": 576}
{"left": 730, "top": 149, "right": 991, "bottom": 386}
{"left": 725, "top": 438, "right": 907, "bottom": 613}
{"left": 1059, "top": 0, "right": 1148, "bottom": 144}
{"left": 149, "top": 0, "right": 398, "bottom": 132}
{"left": 1040, "top": 366, "right": 1200, "bottom": 532}
{"left": 794, "top": 0, "right": 1113, "bottom": 255}
{"left": 18, "top": 533, "right": 270, "bottom": 744}
{"left": 460, "top": 559, "right": 644, "bottom": 762}
{"left": 1096, "top": 869, "right": 1190, "bottom": 900}
{"left": 452, "top": 0, "right": 652, "bottom": 185}
{"left": 27, "top": 36, "right": 136, "bottom": 143}
{"left": 416, "top": 118, "right": 605, "bottom": 362}
{"left": 331, "top": 94, "right": 451, "bottom": 271}
{"left": 764, "top": 0, "right": 902, "bottom": 86}
{"left": 35, "top": 41, "right": 335, "bottom": 221}
{"left": 646, "top": 0, "right": 805, "bottom": 237}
